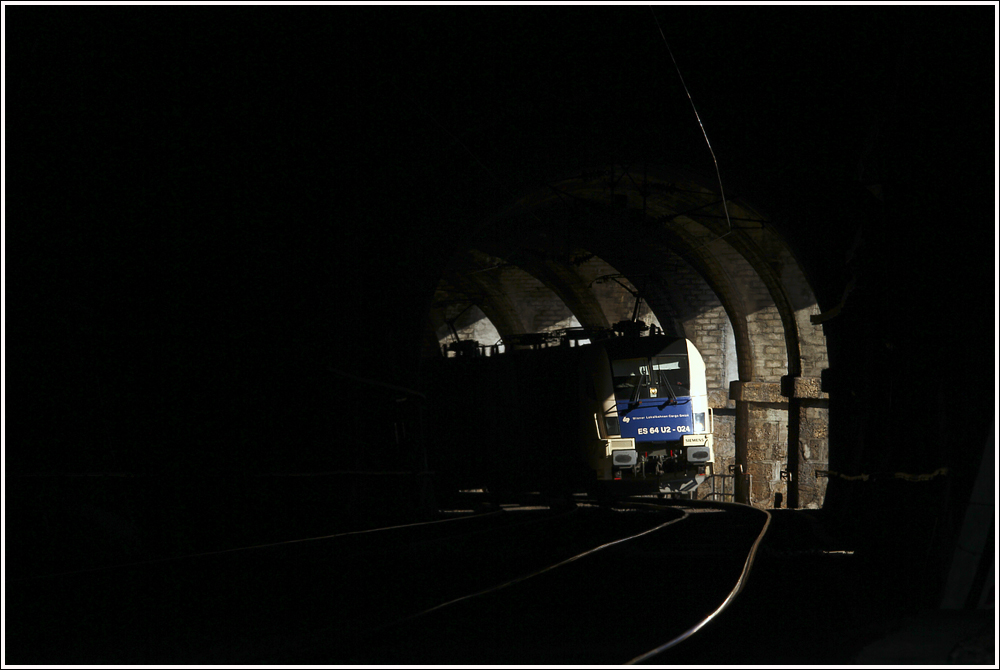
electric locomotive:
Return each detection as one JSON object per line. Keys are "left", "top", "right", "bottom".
{"left": 422, "top": 329, "right": 714, "bottom": 498}
{"left": 591, "top": 335, "right": 714, "bottom": 495}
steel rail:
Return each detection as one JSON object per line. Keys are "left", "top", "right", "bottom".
{"left": 11, "top": 507, "right": 506, "bottom": 583}
{"left": 370, "top": 504, "right": 691, "bottom": 629}
{"left": 625, "top": 499, "right": 772, "bottom": 664}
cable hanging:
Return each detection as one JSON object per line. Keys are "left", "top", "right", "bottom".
{"left": 649, "top": 7, "right": 734, "bottom": 255}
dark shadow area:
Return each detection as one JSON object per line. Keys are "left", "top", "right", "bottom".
{"left": 7, "top": 6, "right": 994, "bottom": 664}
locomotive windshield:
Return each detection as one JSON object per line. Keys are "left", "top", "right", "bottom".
{"left": 611, "top": 355, "right": 690, "bottom": 403}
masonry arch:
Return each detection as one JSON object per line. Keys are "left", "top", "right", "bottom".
{"left": 425, "top": 165, "right": 830, "bottom": 508}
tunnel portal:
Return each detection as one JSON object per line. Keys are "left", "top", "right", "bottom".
{"left": 425, "top": 166, "right": 830, "bottom": 509}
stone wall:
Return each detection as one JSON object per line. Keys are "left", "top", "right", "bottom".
{"left": 746, "top": 404, "right": 791, "bottom": 508}
{"left": 705, "top": 379, "right": 830, "bottom": 509}
{"left": 697, "top": 408, "right": 736, "bottom": 501}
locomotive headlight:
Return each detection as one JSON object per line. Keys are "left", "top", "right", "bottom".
{"left": 612, "top": 450, "right": 638, "bottom": 467}
{"left": 687, "top": 448, "right": 711, "bottom": 462}
{"left": 694, "top": 412, "right": 706, "bottom": 433}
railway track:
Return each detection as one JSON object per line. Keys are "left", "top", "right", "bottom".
{"left": 331, "top": 497, "right": 770, "bottom": 665}
{"left": 8, "top": 496, "right": 769, "bottom": 665}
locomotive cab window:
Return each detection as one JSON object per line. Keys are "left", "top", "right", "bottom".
{"left": 611, "top": 355, "right": 689, "bottom": 402}
{"left": 653, "top": 356, "right": 690, "bottom": 396}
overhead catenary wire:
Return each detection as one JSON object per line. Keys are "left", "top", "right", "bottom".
{"left": 649, "top": 6, "right": 735, "bottom": 260}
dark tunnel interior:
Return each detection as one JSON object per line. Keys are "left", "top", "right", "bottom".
{"left": 8, "top": 5, "right": 996, "bottom": 658}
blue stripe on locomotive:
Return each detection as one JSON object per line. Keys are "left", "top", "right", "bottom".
{"left": 616, "top": 398, "right": 694, "bottom": 442}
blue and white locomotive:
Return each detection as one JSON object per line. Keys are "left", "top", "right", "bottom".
{"left": 590, "top": 336, "right": 714, "bottom": 495}
{"left": 424, "top": 330, "right": 714, "bottom": 498}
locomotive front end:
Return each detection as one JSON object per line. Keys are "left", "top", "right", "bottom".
{"left": 591, "top": 337, "right": 715, "bottom": 495}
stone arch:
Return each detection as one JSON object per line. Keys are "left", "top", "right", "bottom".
{"left": 427, "top": 164, "right": 830, "bottom": 508}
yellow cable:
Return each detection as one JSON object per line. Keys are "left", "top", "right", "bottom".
{"left": 818, "top": 467, "right": 948, "bottom": 482}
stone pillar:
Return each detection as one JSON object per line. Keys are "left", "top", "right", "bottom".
{"left": 694, "top": 389, "right": 735, "bottom": 502}
{"left": 730, "top": 381, "right": 787, "bottom": 508}
{"left": 781, "top": 375, "right": 830, "bottom": 509}
{"left": 733, "top": 398, "right": 751, "bottom": 504}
